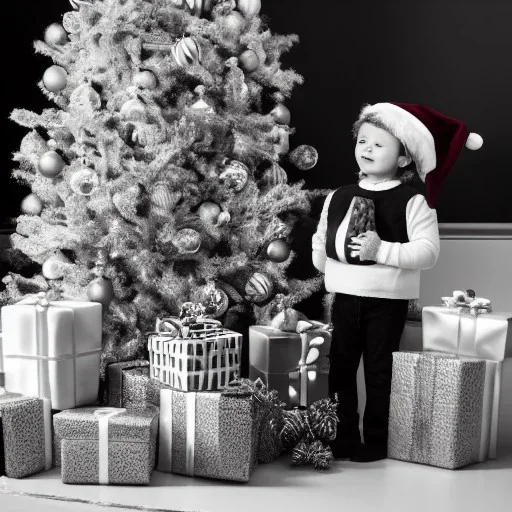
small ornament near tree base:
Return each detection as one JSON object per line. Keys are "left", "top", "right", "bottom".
{"left": 270, "top": 104, "right": 291, "bottom": 125}
{"left": 21, "top": 194, "right": 43, "bottom": 216}
{"left": 289, "top": 145, "right": 319, "bottom": 170}
{"left": 133, "top": 70, "right": 158, "bottom": 90}
{"left": 198, "top": 201, "right": 221, "bottom": 224}
{"left": 70, "top": 168, "right": 99, "bottom": 196}
{"left": 219, "top": 160, "right": 249, "bottom": 192}
{"left": 267, "top": 239, "right": 290, "bottom": 263}
{"left": 38, "top": 150, "right": 65, "bottom": 178}
{"left": 245, "top": 272, "right": 274, "bottom": 303}
{"left": 87, "top": 276, "right": 114, "bottom": 309}
{"left": 43, "top": 65, "right": 68, "bottom": 93}
{"left": 42, "top": 251, "right": 72, "bottom": 280}
{"left": 239, "top": 49, "right": 260, "bottom": 72}
{"left": 174, "top": 228, "right": 202, "bottom": 254}
{"left": 44, "top": 23, "right": 68, "bottom": 46}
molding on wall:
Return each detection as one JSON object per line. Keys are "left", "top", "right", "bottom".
{"left": 439, "top": 223, "right": 512, "bottom": 239}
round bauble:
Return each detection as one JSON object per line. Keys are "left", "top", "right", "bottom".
{"left": 120, "top": 98, "right": 147, "bottom": 122}
{"left": 270, "top": 104, "right": 291, "bottom": 125}
{"left": 43, "top": 65, "right": 68, "bottom": 93}
{"left": 289, "top": 145, "right": 319, "bottom": 170}
{"left": 44, "top": 23, "right": 68, "bottom": 45}
{"left": 170, "top": 0, "right": 213, "bottom": 16}
{"left": 174, "top": 228, "right": 202, "bottom": 254}
{"left": 133, "top": 70, "right": 158, "bottom": 89}
{"left": 245, "top": 272, "right": 273, "bottom": 303}
{"left": 21, "top": 194, "right": 43, "bottom": 216}
{"left": 69, "top": 83, "right": 101, "bottom": 112}
{"left": 42, "top": 252, "right": 71, "bottom": 280}
{"left": 237, "top": 0, "right": 261, "bottom": 18}
{"left": 239, "top": 49, "right": 260, "bottom": 72}
{"left": 267, "top": 239, "right": 291, "bottom": 263}
{"left": 223, "top": 11, "right": 246, "bottom": 34}
{"left": 62, "top": 11, "right": 80, "bottom": 34}
{"left": 38, "top": 151, "right": 65, "bottom": 178}
{"left": 198, "top": 201, "right": 221, "bottom": 224}
{"left": 217, "top": 211, "right": 231, "bottom": 225}
{"left": 172, "top": 36, "right": 202, "bottom": 67}
{"left": 202, "top": 287, "right": 229, "bottom": 318}
{"left": 219, "top": 160, "right": 249, "bottom": 192}
{"left": 70, "top": 168, "right": 99, "bottom": 196}
{"left": 271, "top": 125, "right": 290, "bottom": 156}
{"left": 150, "top": 182, "right": 180, "bottom": 211}
{"left": 87, "top": 276, "right": 114, "bottom": 309}
{"left": 261, "top": 162, "right": 287, "bottom": 189}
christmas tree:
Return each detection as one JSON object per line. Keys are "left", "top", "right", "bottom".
{"left": 2, "top": 0, "right": 325, "bottom": 375}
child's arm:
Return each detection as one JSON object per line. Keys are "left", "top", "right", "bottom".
{"left": 311, "top": 191, "right": 335, "bottom": 273}
{"left": 375, "top": 194, "right": 440, "bottom": 270}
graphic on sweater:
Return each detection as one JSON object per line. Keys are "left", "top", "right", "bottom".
{"left": 344, "top": 196, "right": 377, "bottom": 265}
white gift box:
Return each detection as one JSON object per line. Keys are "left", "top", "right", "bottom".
{"left": 1, "top": 298, "right": 102, "bottom": 410}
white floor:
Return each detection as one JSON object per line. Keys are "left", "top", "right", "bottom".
{"left": 1, "top": 453, "right": 512, "bottom": 512}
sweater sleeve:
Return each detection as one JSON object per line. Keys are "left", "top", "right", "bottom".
{"left": 375, "top": 194, "right": 440, "bottom": 270}
{"left": 311, "top": 191, "right": 335, "bottom": 273}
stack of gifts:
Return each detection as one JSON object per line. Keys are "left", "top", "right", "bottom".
{"left": 249, "top": 308, "right": 333, "bottom": 407}
{"left": 388, "top": 288, "right": 512, "bottom": 469}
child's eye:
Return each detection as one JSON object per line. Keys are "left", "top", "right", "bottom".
{"left": 358, "top": 139, "right": 365, "bottom": 144}
{"left": 375, "top": 143, "right": 382, "bottom": 147}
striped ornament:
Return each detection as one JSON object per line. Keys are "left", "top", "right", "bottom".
{"left": 245, "top": 272, "right": 273, "bottom": 303}
{"left": 261, "top": 163, "right": 287, "bottom": 189}
{"left": 170, "top": 0, "right": 213, "bottom": 16}
{"left": 172, "top": 36, "right": 202, "bottom": 67}
{"left": 150, "top": 182, "right": 180, "bottom": 211}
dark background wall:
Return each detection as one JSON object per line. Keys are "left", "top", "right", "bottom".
{"left": 2, "top": 0, "right": 511, "bottom": 227}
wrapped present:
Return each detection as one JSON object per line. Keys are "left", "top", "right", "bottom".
{"left": 249, "top": 319, "right": 332, "bottom": 407}
{"left": 388, "top": 351, "right": 491, "bottom": 469}
{"left": 158, "top": 386, "right": 257, "bottom": 482}
{"left": 107, "top": 360, "right": 170, "bottom": 409}
{"left": 148, "top": 314, "right": 242, "bottom": 392}
{"left": 53, "top": 405, "right": 158, "bottom": 485}
{"left": 0, "top": 392, "right": 52, "bottom": 478}
{"left": 1, "top": 293, "right": 102, "bottom": 410}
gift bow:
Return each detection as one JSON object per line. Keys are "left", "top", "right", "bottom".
{"left": 441, "top": 293, "right": 492, "bottom": 316}
{"left": 18, "top": 291, "right": 50, "bottom": 308}
{"left": 153, "top": 315, "right": 223, "bottom": 340}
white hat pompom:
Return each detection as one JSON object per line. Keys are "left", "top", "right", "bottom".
{"left": 466, "top": 132, "right": 483, "bottom": 150}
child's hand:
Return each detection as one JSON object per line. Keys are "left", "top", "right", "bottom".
{"left": 348, "top": 231, "right": 382, "bottom": 261}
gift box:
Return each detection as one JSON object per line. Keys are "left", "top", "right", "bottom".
{"left": 249, "top": 324, "right": 331, "bottom": 407}
{"left": 158, "top": 387, "right": 257, "bottom": 482}
{"left": 107, "top": 360, "right": 169, "bottom": 409}
{"left": 0, "top": 392, "right": 52, "bottom": 478}
{"left": 53, "top": 405, "right": 158, "bottom": 485}
{"left": 388, "top": 351, "right": 490, "bottom": 469}
{"left": 1, "top": 295, "right": 102, "bottom": 410}
{"left": 148, "top": 320, "right": 242, "bottom": 392}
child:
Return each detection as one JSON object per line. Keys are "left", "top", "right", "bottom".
{"left": 312, "top": 102, "right": 483, "bottom": 462}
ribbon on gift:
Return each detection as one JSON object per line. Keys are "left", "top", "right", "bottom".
{"left": 152, "top": 315, "right": 224, "bottom": 340}
{"left": 93, "top": 408, "right": 126, "bottom": 484}
{"left": 288, "top": 320, "right": 332, "bottom": 407}
{"left": 441, "top": 294, "right": 493, "bottom": 316}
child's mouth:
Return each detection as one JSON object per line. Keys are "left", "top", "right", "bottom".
{"left": 362, "top": 156, "right": 373, "bottom": 162}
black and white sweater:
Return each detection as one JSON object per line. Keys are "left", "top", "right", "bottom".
{"left": 312, "top": 178, "right": 440, "bottom": 299}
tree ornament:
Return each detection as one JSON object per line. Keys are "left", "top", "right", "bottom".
{"left": 239, "top": 49, "right": 260, "bottom": 72}
{"left": 270, "top": 104, "right": 291, "bottom": 125}
{"left": 42, "top": 252, "right": 72, "bottom": 280}
{"left": 261, "top": 162, "right": 287, "bottom": 189}
{"left": 170, "top": 0, "right": 213, "bottom": 16}
{"left": 289, "top": 145, "right": 319, "bottom": 170}
{"left": 70, "top": 168, "right": 99, "bottom": 196}
{"left": 223, "top": 11, "right": 246, "bottom": 35}
{"left": 201, "top": 283, "right": 229, "bottom": 318}
{"left": 43, "top": 65, "right": 68, "bottom": 93}
{"left": 219, "top": 160, "right": 249, "bottom": 192}
{"left": 133, "top": 70, "right": 158, "bottom": 89}
{"left": 69, "top": 83, "right": 101, "bottom": 112}
{"left": 87, "top": 276, "right": 114, "bottom": 309}
{"left": 217, "top": 210, "right": 231, "bottom": 225}
{"left": 237, "top": 0, "right": 261, "bottom": 18}
{"left": 174, "top": 228, "right": 202, "bottom": 254}
{"left": 270, "top": 125, "right": 290, "bottom": 156}
{"left": 267, "top": 239, "right": 291, "bottom": 263}
{"left": 21, "top": 194, "right": 43, "bottom": 216}
{"left": 38, "top": 151, "right": 65, "bottom": 178}
{"left": 245, "top": 272, "right": 273, "bottom": 303}
{"left": 172, "top": 36, "right": 202, "bottom": 67}
{"left": 150, "top": 182, "right": 181, "bottom": 211}
{"left": 120, "top": 98, "right": 147, "bottom": 122}
{"left": 198, "top": 201, "right": 221, "bottom": 224}
{"left": 63, "top": 11, "right": 81, "bottom": 34}
{"left": 44, "top": 23, "right": 68, "bottom": 46}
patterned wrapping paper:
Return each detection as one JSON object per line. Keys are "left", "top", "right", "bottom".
{"left": 53, "top": 406, "right": 158, "bottom": 485}
{"left": 249, "top": 325, "right": 331, "bottom": 407}
{"left": 388, "top": 351, "right": 486, "bottom": 469}
{"left": 0, "top": 392, "right": 52, "bottom": 478}
{"left": 158, "top": 388, "right": 257, "bottom": 482}
{"left": 107, "top": 360, "right": 169, "bottom": 409}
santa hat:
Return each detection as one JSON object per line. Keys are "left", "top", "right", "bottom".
{"left": 358, "top": 103, "right": 483, "bottom": 207}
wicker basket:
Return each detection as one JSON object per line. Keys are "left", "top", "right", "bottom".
{"left": 148, "top": 324, "right": 242, "bottom": 392}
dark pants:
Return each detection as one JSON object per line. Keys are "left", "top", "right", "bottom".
{"left": 328, "top": 293, "right": 409, "bottom": 449}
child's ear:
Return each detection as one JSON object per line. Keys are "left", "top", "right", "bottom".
{"left": 398, "top": 155, "right": 412, "bottom": 168}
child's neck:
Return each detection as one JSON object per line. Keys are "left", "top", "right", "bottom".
{"left": 363, "top": 174, "right": 399, "bottom": 184}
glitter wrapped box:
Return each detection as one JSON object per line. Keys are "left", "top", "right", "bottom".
{"left": 53, "top": 406, "right": 158, "bottom": 485}
{"left": 1, "top": 298, "right": 102, "bottom": 410}
{"left": 0, "top": 392, "right": 52, "bottom": 478}
{"left": 107, "top": 360, "right": 170, "bottom": 409}
{"left": 249, "top": 325, "right": 331, "bottom": 407}
{"left": 388, "top": 351, "right": 487, "bottom": 469}
{"left": 148, "top": 325, "right": 241, "bottom": 392}
{"left": 158, "top": 387, "right": 257, "bottom": 482}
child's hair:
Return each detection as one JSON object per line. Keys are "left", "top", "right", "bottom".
{"left": 352, "top": 112, "right": 417, "bottom": 184}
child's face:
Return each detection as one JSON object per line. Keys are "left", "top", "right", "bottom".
{"left": 355, "top": 122, "right": 401, "bottom": 180}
